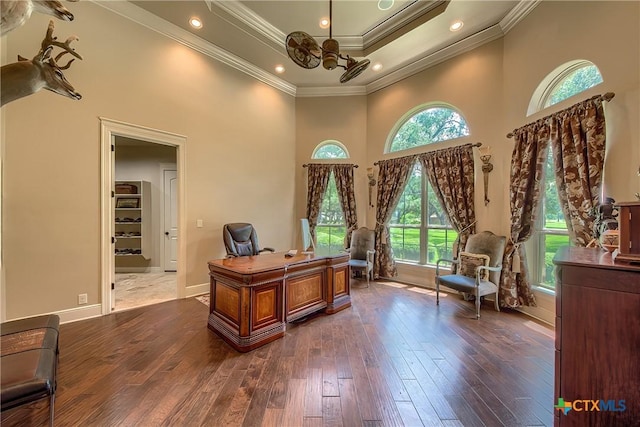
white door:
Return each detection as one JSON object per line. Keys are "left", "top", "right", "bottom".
{"left": 163, "top": 170, "right": 178, "bottom": 271}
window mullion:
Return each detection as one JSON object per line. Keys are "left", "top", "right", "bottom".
{"left": 420, "top": 166, "right": 428, "bottom": 265}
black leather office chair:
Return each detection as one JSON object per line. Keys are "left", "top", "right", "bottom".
{"left": 223, "top": 223, "right": 275, "bottom": 257}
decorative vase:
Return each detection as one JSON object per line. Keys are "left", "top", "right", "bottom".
{"left": 600, "top": 229, "right": 619, "bottom": 253}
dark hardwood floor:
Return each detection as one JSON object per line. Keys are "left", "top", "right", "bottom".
{"left": 3, "top": 281, "right": 555, "bottom": 426}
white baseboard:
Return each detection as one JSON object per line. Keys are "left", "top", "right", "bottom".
{"left": 115, "top": 267, "right": 163, "bottom": 274}
{"left": 185, "top": 282, "right": 208, "bottom": 298}
{"left": 5, "top": 304, "right": 103, "bottom": 325}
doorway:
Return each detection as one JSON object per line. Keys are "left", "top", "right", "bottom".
{"left": 100, "top": 118, "right": 187, "bottom": 315}
{"left": 113, "top": 138, "right": 177, "bottom": 310}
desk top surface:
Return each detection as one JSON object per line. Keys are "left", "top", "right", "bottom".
{"left": 553, "top": 246, "right": 640, "bottom": 272}
{"left": 208, "top": 251, "right": 349, "bottom": 275}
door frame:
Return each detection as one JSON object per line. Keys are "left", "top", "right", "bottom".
{"left": 100, "top": 117, "right": 187, "bottom": 315}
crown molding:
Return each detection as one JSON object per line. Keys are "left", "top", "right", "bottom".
{"left": 211, "top": 0, "right": 446, "bottom": 54}
{"left": 362, "top": 0, "right": 446, "bottom": 50}
{"left": 210, "top": 0, "right": 284, "bottom": 47}
{"left": 91, "top": 0, "right": 539, "bottom": 99}
{"left": 296, "top": 85, "right": 367, "bottom": 98}
{"left": 500, "top": 0, "right": 540, "bottom": 33}
{"left": 365, "top": 24, "right": 505, "bottom": 94}
{"left": 92, "top": 0, "right": 296, "bottom": 97}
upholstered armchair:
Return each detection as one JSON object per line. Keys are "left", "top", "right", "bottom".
{"left": 223, "top": 223, "right": 275, "bottom": 257}
{"left": 435, "top": 231, "right": 506, "bottom": 319}
{"left": 346, "top": 227, "right": 375, "bottom": 287}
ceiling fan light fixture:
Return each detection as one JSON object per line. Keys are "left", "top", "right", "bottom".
{"left": 322, "top": 38, "right": 339, "bottom": 70}
{"left": 284, "top": 0, "right": 369, "bottom": 83}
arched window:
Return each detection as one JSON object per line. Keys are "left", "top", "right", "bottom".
{"left": 525, "top": 61, "right": 603, "bottom": 289}
{"left": 388, "top": 105, "right": 470, "bottom": 153}
{"left": 527, "top": 60, "right": 603, "bottom": 116}
{"left": 385, "top": 104, "right": 470, "bottom": 265}
{"left": 312, "top": 141, "right": 349, "bottom": 159}
{"left": 311, "top": 140, "right": 348, "bottom": 252}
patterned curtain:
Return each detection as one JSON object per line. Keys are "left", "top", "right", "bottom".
{"left": 374, "top": 156, "right": 416, "bottom": 278}
{"left": 419, "top": 144, "right": 476, "bottom": 260}
{"left": 502, "top": 122, "right": 549, "bottom": 308}
{"left": 333, "top": 164, "right": 358, "bottom": 247}
{"left": 550, "top": 96, "right": 606, "bottom": 246}
{"left": 305, "top": 164, "right": 332, "bottom": 239}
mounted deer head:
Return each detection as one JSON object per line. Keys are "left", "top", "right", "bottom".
{"left": 1, "top": 20, "right": 82, "bottom": 106}
{"left": 1, "top": 0, "right": 77, "bottom": 36}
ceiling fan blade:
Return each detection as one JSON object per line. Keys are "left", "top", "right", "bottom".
{"left": 286, "top": 31, "right": 321, "bottom": 69}
{"left": 340, "top": 58, "right": 370, "bottom": 83}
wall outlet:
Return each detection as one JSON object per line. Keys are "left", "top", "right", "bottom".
{"left": 78, "top": 293, "right": 88, "bottom": 305}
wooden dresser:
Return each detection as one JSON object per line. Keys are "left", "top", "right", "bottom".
{"left": 553, "top": 247, "right": 640, "bottom": 426}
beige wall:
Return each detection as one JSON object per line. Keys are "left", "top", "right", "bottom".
{"left": 2, "top": 1, "right": 638, "bottom": 322}
{"left": 503, "top": 1, "right": 640, "bottom": 203}
{"left": 1, "top": 2, "right": 296, "bottom": 319}
{"left": 295, "top": 96, "right": 369, "bottom": 240}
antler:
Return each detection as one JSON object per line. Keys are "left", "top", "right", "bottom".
{"left": 37, "top": 20, "right": 82, "bottom": 63}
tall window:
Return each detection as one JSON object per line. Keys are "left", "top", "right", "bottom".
{"left": 386, "top": 104, "right": 468, "bottom": 265}
{"left": 526, "top": 60, "right": 603, "bottom": 287}
{"left": 316, "top": 172, "right": 346, "bottom": 253}
{"left": 529, "top": 150, "right": 570, "bottom": 288}
{"left": 312, "top": 140, "right": 348, "bottom": 252}
{"left": 389, "top": 163, "right": 458, "bottom": 265}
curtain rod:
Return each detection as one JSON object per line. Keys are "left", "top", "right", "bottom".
{"left": 373, "top": 142, "right": 482, "bottom": 166}
{"left": 506, "top": 92, "right": 615, "bottom": 139}
{"left": 302, "top": 163, "right": 358, "bottom": 168}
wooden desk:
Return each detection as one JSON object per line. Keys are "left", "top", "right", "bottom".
{"left": 553, "top": 247, "right": 640, "bottom": 426}
{"left": 207, "top": 252, "right": 350, "bottom": 352}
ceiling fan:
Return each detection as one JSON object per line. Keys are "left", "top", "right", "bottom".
{"left": 285, "top": 0, "right": 370, "bottom": 84}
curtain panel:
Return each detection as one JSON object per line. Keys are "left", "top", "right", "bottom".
{"left": 502, "top": 122, "right": 548, "bottom": 308}
{"left": 419, "top": 144, "right": 477, "bottom": 261}
{"left": 503, "top": 93, "right": 612, "bottom": 308}
{"left": 550, "top": 96, "right": 607, "bottom": 246}
{"left": 305, "top": 164, "right": 332, "bottom": 239}
{"left": 333, "top": 164, "right": 359, "bottom": 247}
{"left": 374, "top": 156, "right": 416, "bottom": 278}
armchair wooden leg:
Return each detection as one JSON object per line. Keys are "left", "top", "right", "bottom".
{"left": 436, "top": 280, "right": 440, "bottom": 305}
{"left": 494, "top": 293, "right": 500, "bottom": 312}
{"left": 475, "top": 291, "right": 481, "bottom": 319}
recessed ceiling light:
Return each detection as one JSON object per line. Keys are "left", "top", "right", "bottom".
{"left": 190, "top": 17, "right": 202, "bottom": 29}
{"left": 378, "top": 0, "right": 394, "bottom": 11}
{"left": 372, "top": 63, "right": 383, "bottom": 72}
{"left": 319, "top": 17, "right": 330, "bottom": 29}
{"left": 450, "top": 20, "right": 464, "bottom": 31}
{"left": 275, "top": 65, "right": 285, "bottom": 74}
